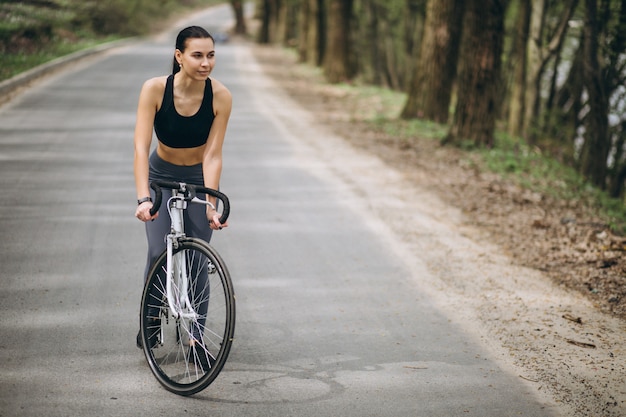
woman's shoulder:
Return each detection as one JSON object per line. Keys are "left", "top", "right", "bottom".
{"left": 209, "top": 78, "right": 230, "bottom": 95}
{"left": 209, "top": 78, "right": 232, "bottom": 104}
{"left": 138, "top": 75, "right": 169, "bottom": 107}
{"left": 142, "top": 75, "right": 169, "bottom": 92}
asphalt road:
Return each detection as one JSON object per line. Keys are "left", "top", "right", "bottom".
{"left": 0, "top": 5, "right": 560, "bottom": 417}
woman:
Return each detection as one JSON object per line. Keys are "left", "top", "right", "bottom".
{"left": 133, "top": 26, "right": 232, "bottom": 353}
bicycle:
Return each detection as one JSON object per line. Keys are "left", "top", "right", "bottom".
{"left": 138, "top": 180, "right": 235, "bottom": 396}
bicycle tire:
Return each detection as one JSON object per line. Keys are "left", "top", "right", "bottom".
{"left": 139, "top": 237, "right": 235, "bottom": 396}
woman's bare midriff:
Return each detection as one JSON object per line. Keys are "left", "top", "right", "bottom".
{"left": 157, "top": 142, "right": 205, "bottom": 166}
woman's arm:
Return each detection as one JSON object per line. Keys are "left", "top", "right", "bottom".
{"left": 203, "top": 79, "right": 232, "bottom": 228}
{"left": 134, "top": 77, "right": 163, "bottom": 222}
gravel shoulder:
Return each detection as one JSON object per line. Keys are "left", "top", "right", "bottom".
{"left": 250, "top": 42, "right": 626, "bottom": 417}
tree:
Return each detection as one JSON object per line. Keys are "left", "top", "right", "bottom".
{"left": 579, "top": 0, "right": 626, "bottom": 191}
{"left": 522, "top": 0, "right": 578, "bottom": 141}
{"left": 505, "top": 0, "right": 530, "bottom": 137}
{"left": 298, "top": 0, "right": 325, "bottom": 66}
{"left": 543, "top": 30, "right": 585, "bottom": 165}
{"left": 444, "top": 0, "right": 507, "bottom": 147}
{"left": 610, "top": 121, "right": 626, "bottom": 197}
{"left": 354, "top": 0, "right": 385, "bottom": 85}
{"left": 403, "top": 0, "right": 427, "bottom": 70}
{"left": 579, "top": 0, "right": 610, "bottom": 188}
{"left": 257, "top": 0, "right": 274, "bottom": 43}
{"left": 230, "top": 0, "right": 247, "bottom": 35}
{"left": 352, "top": 0, "right": 425, "bottom": 90}
{"left": 606, "top": 0, "right": 626, "bottom": 197}
{"left": 323, "top": 0, "right": 354, "bottom": 82}
{"left": 401, "top": 0, "right": 464, "bottom": 123}
{"left": 256, "top": 0, "right": 293, "bottom": 45}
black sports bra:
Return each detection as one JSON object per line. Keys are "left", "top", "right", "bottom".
{"left": 154, "top": 74, "right": 215, "bottom": 149}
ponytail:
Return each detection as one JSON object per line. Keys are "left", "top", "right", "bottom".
{"left": 172, "top": 56, "right": 180, "bottom": 75}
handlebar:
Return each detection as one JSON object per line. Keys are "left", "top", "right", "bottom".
{"left": 149, "top": 180, "right": 230, "bottom": 225}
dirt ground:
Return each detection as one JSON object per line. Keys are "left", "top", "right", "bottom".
{"left": 251, "top": 43, "right": 626, "bottom": 417}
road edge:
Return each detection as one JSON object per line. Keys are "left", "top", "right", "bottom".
{"left": 0, "top": 38, "right": 142, "bottom": 109}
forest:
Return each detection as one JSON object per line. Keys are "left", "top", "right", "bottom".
{"left": 244, "top": 0, "right": 626, "bottom": 206}
{"left": 1, "top": 0, "right": 625, "bottom": 211}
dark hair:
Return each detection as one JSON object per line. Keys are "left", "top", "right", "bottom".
{"left": 172, "top": 26, "right": 215, "bottom": 74}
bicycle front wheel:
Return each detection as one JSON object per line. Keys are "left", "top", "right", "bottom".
{"left": 139, "top": 237, "right": 235, "bottom": 396}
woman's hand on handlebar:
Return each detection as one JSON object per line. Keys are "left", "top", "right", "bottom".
{"left": 207, "top": 207, "right": 227, "bottom": 230}
{"left": 135, "top": 201, "right": 158, "bottom": 222}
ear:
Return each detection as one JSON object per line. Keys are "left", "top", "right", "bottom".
{"left": 175, "top": 49, "right": 183, "bottom": 65}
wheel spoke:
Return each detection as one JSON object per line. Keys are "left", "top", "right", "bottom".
{"left": 139, "top": 238, "right": 235, "bottom": 396}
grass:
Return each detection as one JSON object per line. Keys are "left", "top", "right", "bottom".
{"left": 482, "top": 133, "right": 626, "bottom": 232}
{"left": 0, "top": 36, "right": 121, "bottom": 81}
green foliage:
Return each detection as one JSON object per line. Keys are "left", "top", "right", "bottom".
{"left": 0, "top": 0, "right": 222, "bottom": 81}
{"left": 0, "top": 2, "right": 74, "bottom": 49}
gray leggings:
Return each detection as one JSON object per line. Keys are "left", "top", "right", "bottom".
{"left": 144, "top": 151, "right": 213, "bottom": 279}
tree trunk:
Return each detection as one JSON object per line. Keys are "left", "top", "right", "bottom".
{"left": 444, "top": 0, "right": 506, "bottom": 147}
{"left": 299, "top": 0, "right": 324, "bottom": 66}
{"left": 578, "top": 0, "right": 610, "bottom": 188}
{"left": 402, "top": 0, "right": 427, "bottom": 88}
{"left": 359, "top": 0, "right": 383, "bottom": 85}
{"left": 379, "top": 9, "right": 401, "bottom": 90}
{"left": 275, "top": 0, "right": 286, "bottom": 44}
{"left": 523, "top": 0, "right": 578, "bottom": 142}
{"left": 506, "top": 0, "right": 530, "bottom": 137}
{"left": 298, "top": 0, "right": 319, "bottom": 65}
{"left": 545, "top": 30, "right": 585, "bottom": 165}
{"left": 257, "top": 0, "right": 271, "bottom": 43}
{"left": 401, "top": 0, "right": 464, "bottom": 123}
{"left": 605, "top": 0, "right": 626, "bottom": 197}
{"left": 404, "top": 0, "right": 426, "bottom": 59}
{"left": 230, "top": 0, "right": 247, "bottom": 35}
{"left": 522, "top": 0, "right": 544, "bottom": 140}
{"left": 257, "top": 0, "right": 282, "bottom": 44}
{"left": 297, "top": 0, "right": 311, "bottom": 62}
{"left": 323, "top": 0, "right": 353, "bottom": 83}
{"left": 275, "top": 0, "right": 297, "bottom": 45}
{"left": 609, "top": 123, "right": 626, "bottom": 198}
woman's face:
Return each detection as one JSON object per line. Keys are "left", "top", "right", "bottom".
{"left": 176, "top": 37, "right": 216, "bottom": 80}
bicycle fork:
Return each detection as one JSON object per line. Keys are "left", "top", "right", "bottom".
{"left": 165, "top": 195, "right": 198, "bottom": 322}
